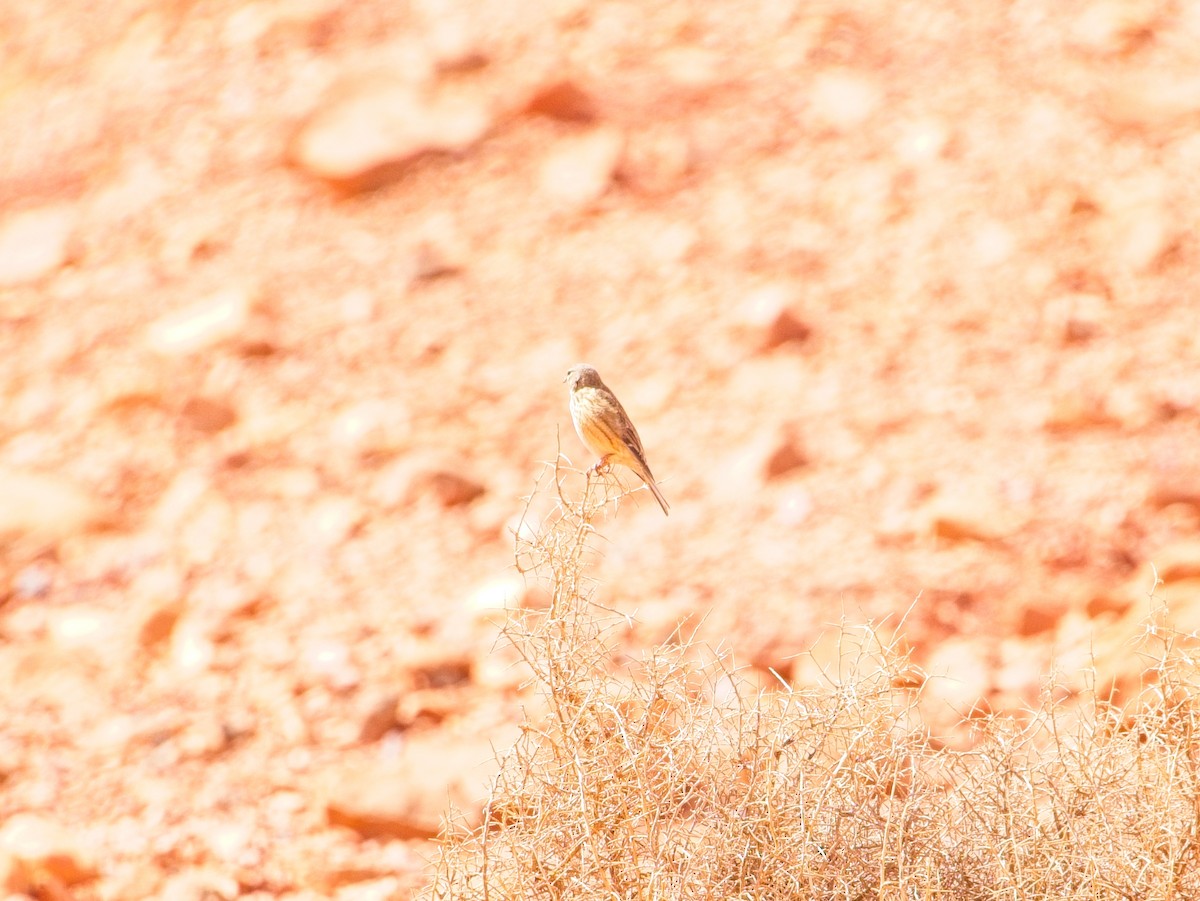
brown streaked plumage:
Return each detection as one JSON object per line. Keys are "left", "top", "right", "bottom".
{"left": 564, "top": 364, "right": 669, "bottom": 515}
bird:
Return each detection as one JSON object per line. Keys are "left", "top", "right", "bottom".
{"left": 564, "top": 364, "right": 669, "bottom": 516}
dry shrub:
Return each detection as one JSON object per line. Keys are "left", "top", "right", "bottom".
{"left": 426, "top": 465, "right": 1200, "bottom": 900}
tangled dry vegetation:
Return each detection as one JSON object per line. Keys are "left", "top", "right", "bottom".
{"left": 427, "top": 469, "right": 1200, "bottom": 900}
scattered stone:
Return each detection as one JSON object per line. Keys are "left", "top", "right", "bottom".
{"left": 1085, "top": 588, "right": 1133, "bottom": 618}
{"left": 992, "top": 638, "right": 1045, "bottom": 706}
{"left": 718, "top": 419, "right": 808, "bottom": 499}
{"left": 148, "top": 469, "right": 211, "bottom": 530}
{"left": 927, "top": 511, "right": 996, "bottom": 544}
{"left": 192, "top": 572, "right": 264, "bottom": 636}
{"left": 136, "top": 595, "right": 186, "bottom": 652}
{"left": 737, "top": 282, "right": 813, "bottom": 351}
{"left": 128, "top": 564, "right": 186, "bottom": 616}
{"left": 1042, "top": 394, "right": 1121, "bottom": 432}
{"left": 1148, "top": 541, "right": 1200, "bottom": 585}
{"left": 424, "top": 469, "right": 486, "bottom": 508}
{"left": 338, "top": 287, "right": 377, "bottom": 323}
{"left": 46, "top": 604, "right": 116, "bottom": 652}
{"left": 372, "top": 455, "right": 486, "bottom": 509}
{"left": 407, "top": 646, "right": 473, "bottom": 691}
{"left": 1100, "top": 383, "right": 1150, "bottom": 430}
{"left": 1043, "top": 532, "right": 1096, "bottom": 574}
{"left": 655, "top": 46, "right": 723, "bottom": 90}
{"left": 1099, "top": 201, "right": 1177, "bottom": 272}
{"left": 412, "top": 238, "right": 461, "bottom": 281}
{"left": 0, "top": 851, "right": 30, "bottom": 895}
{"left": 1157, "top": 577, "right": 1200, "bottom": 613}
{"left": 257, "top": 466, "right": 321, "bottom": 501}
{"left": 468, "top": 628, "right": 535, "bottom": 695}
{"left": 919, "top": 638, "right": 992, "bottom": 738}
{"left": 1016, "top": 596, "right": 1068, "bottom": 636}
{"left": 1152, "top": 380, "right": 1199, "bottom": 421}
{"left": 0, "top": 205, "right": 78, "bottom": 287}
{"left": 520, "top": 583, "right": 553, "bottom": 611}
{"left": 158, "top": 866, "right": 239, "bottom": 901}
{"left": 1147, "top": 481, "right": 1200, "bottom": 513}
{"left": 1069, "top": 0, "right": 1159, "bottom": 54}
{"left": 357, "top": 692, "right": 401, "bottom": 743}
{"left": 0, "top": 468, "right": 106, "bottom": 546}
{"left": 93, "top": 356, "right": 165, "bottom": 416}
{"left": 633, "top": 595, "right": 704, "bottom": 648}
{"left": 427, "top": 16, "right": 488, "bottom": 72}
{"left": 0, "top": 813, "right": 97, "bottom": 887}
{"left": 12, "top": 563, "right": 52, "bottom": 599}
{"left": 369, "top": 458, "right": 417, "bottom": 509}
{"left": 178, "top": 494, "right": 235, "bottom": 568}
{"left": 96, "top": 861, "right": 168, "bottom": 901}
{"left": 644, "top": 219, "right": 699, "bottom": 266}
{"left": 177, "top": 718, "right": 231, "bottom": 759}
{"left": 290, "top": 77, "right": 494, "bottom": 193}
{"left": 616, "top": 126, "right": 693, "bottom": 194}
{"left": 1101, "top": 72, "right": 1200, "bottom": 130}
{"left": 504, "top": 505, "right": 541, "bottom": 546}
{"left": 1046, "top": 292, "right": 1107, "bottom": 345}
{"left": 200, "top": 817, "right": 256, "bottom": 866}
{"left": 305, "top": 496, "right": 366, "bottom": 546}
{"left": 181, "top": 396, "right": 238, "bottom": 433}
{"left": 468, "top": 577, "right": 525, "bottom": 627}
{"left": 918, "top": 490, "right": 1014, "bottom": 543}
{"left": 158, "top": 208, "right": 228, "bottom": 272}
{"left": 761, "top": 429, "right": 808, "bottom": 481}
{"left": 305, "top": 860, "right": 396, "bottom": 896}
{"left": 538, "top": 126, "right": 624, "bottom": 208}
{"left": 321, "top": 738, "right": 496, "bottom": 838}
{"left": 891, "top": 664, "right": 927, "bottom": 691}
{"left": 221, "top": 0, "right": 342, "bottom": 49}
{"left": 330, "top": 398, "right": 410, "bottom": 457}
{"left": 971, "top": 219, "right": 1017, "bottom": 267}
{"left": 170, "top": 620, "right": 217, "bottom": 675}
{"left": 91, "top": 151, "right": 170, "bottom": 225}
{"left": 808, "top": 69, "right": 881, "bottom": 133}
{"left": 347, "top": 877, "right": 409, "bottom": 901}
{"left": 395, "top": 687, "right": 464, "bottom": 729}
{"left": 1088, "top": 596, "right": 1200, "bottom": 703}
{"left": 302, "top": 640, "right": 362, "bottom": 692}
{"left": 146, "top": 287, "right": 253, "bottom": 356}
{"left": 893, "top": 118, "right": 950, "bottom": 165}
{"left": 410, "top": 212, "right": 469, "bottom": 280}
{"left": 85, "top": 712, "right": 154, "bottom": 760}
{"left": 524, "top": 79, "right": 597, "bottom": 122}
{"left": 773, "top": 487, "right": 814, "bottom": 526}
{"left": 13, "top": 563, "right": 54, "bottom": 599}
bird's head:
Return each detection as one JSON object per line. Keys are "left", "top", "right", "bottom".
{"left": 565, "top": 364, "right": 604, "bottom": 391}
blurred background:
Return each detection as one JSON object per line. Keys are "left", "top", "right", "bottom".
{"left": 2, "top": 0, "right": 1199, "bottom": 897}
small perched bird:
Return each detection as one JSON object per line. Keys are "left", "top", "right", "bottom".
{"left": 565, "top": 364, "right": 669, "bottom": 515}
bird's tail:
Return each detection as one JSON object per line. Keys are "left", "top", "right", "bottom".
{"left": 642, "top": 472, "right": 670, "bottom": 516}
